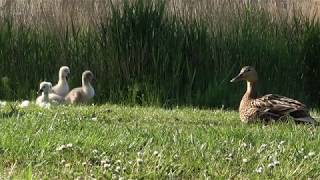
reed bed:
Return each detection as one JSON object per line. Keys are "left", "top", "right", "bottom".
{"left": 0, "top": 0, "right": 319, "bottom": 108}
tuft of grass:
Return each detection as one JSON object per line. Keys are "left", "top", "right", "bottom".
{"left": 0, "top": 102, "right": 320, "bottom": 178}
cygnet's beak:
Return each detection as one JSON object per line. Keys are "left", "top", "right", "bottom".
{"left": 37, "top": 89, "right": 43, "bottom": 95}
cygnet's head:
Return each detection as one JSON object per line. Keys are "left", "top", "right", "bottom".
{"left": 59, "top": 66, "right": 70, "bottom": 80}
{"left": 82, "top": 70, "right": 95, "bottom": 84}
{"left": 37, "top": 81, "right": 53, "bottom": 95}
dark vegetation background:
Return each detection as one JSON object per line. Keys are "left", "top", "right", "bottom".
{"left": 0, "top": 0, "right": 319, "bottom": 108}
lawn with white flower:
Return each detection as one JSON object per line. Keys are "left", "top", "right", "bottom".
{"left": 0, "top": 102, "right": 320, "bottom": 178}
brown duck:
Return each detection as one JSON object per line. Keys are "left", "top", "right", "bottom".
{"left": 230, "top": 66, "right": 315, "bottom": 124}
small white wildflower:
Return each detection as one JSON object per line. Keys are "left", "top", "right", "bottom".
{"left": 112, "top": 174, "right": 117, "bottom": 179}
{"left": 61, "top": 159, "right": 66, "bottom": 164}
{"left": 273, "top": 160, "right": 280, "bottom": 166}
{"left": 101, "top": 160, "right": 107, "bottom": 165}
{"left": 92, "top": 149, "right": 99, "bottom": 154}
{"left": 298, "top": 148, "right": 305, "bottom": 154}
{"left": 137, "top": 151, "right": 144, "bottom": 157}
{"left": 174, "top": 154, "right": 179, "bottom": 159}
{"left": 56, "top": 145, "right": 66, "bottom": 151}
{"left": 240, "top": 142, "right": 247, "bottom": 148}
{"left": 66, "top": 143, "right": 73, "bottom": 148}
{"left": 308, "top": 152, "right": 316, "bottom": 157}
{"left": 255, "top": 166, "right": 263, "bottom": 173}
{"left": 103, "top": 163, "right": 111, "bottom": 168}
{"left": 279, "top": 141, "right": 285, "bottom": 145}
{"left": 268, "top": 163, "right": 275, "bottom": 168}
{"left": 242, "top": 158, "right": 248, "bottom": 163}
{"left": 92, "top": 117, "right": 97, "bottom": 121}
{"left": 115, "top": 166, "right": 121, "bottom": 172}
{"left": 0, "top": 101, "right": 7, "bottom": 107}
{"left": 115, "top": 160, "right": 121, "bottom": 164}
{"left": 304, "top": 155, "right": 308, "bottom": 159}
{"left": 258, "top": 144, "right": 268, "bottom": 153}
{"left": 19, "top": 100, "right": 30, "bottom": 108}
{"left": 128, "top": 161, "right": 133, "bottom": 165}
{"left": 261, "top": 144, "right": 267, "bottom": 149}
{"left": 137, "top": 158, "right": 143, "bottom": 164}
{"left": 153, "top": 151, "right": 159, "bottom": 156}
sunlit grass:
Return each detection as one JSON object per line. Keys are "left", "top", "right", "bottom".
{"left": 0, "top": 102, "right": 320, "bottom": 178}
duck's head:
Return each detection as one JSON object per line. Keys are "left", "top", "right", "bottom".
{"left": 59, "top": 66, "right": 70, "bottom": 80}
{"left": 82, "top": 70, "right": 95, "bottom": 84}
{"left": 38, "top": 81, "right": 52, "bottom": 95}
{"left": 230, "top": 66, "right": 258, "bottom": 83}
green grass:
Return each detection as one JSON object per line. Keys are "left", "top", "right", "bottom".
{"left": 0, "top": 102, "right": 320, "bottom": 178}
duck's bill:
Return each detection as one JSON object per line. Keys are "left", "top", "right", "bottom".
{"left": 230, "top": 74, "right": 242, "bottom": 82}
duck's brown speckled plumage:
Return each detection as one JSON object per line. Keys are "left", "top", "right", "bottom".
{"left": 231, "top": 66, "right": 315, "bottom": 124}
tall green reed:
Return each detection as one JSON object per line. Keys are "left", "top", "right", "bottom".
{"left": 0, "top": 0, "right": 319, "bottom": 108}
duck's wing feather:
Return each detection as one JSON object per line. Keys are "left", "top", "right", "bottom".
{"left": 253, "top": 94, "right": 314, "bottom": 123}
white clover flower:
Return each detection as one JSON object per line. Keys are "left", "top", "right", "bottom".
{"left": 240, "top": 142, "right": 247, "bottom": 148}
{"left": 298, "top": 148, "right": 304, "bottom": 154}
{"left": 261, "top": 144, "right": 267, "bottom": 149}
{"left": 92, "top": 117, "right": 97, "bottom": 121}
{"left": 268, "top": 163, "right": 275, "bottom": 168}
{"left": 101, "top": 160, "right": 107, "bottom": 165}
{"left": 273, "top": 160, "right": 280, "bottom": 166}
{"left": 0, "top": 101, "right": 7, "bottom": 107}
{"left": 308, "top": 152, "right": 316, "bottom": 157}
{"left": 153, "top": 151, "right": 159, "bottom": 156}
{"left": 258, "top": 144, "right": 268, "bottom": 153}
{"left": 19, "top": 100, "right": 30, "bottom": 108}
{"left": 255, "top": 167, "right": 263, "bottom": 173}
{"left": 66, "top": 143, "right": 73, "bottom": 148}
{"left": 56, "top": 145, "right": 66, "bottom": 151}
{"left": 137, "top": 151, "right": 144, "bottom": 157}
{"left": 174, "top": 154, "right": 179, "bottom": 159}
{"left": 104, "top": 163, "right": 111, "bottom": 168}
{"left": 137, "top": 158, "right": 143, "bottom": 164}
{"left": 115, "top": 160, "right": 121, "bottom": 164}
{"left": 115, "top": 166, "right": 121, "bottom": 172}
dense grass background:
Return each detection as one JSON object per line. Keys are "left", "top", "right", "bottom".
{"left": 0, "top": 102, "right": 320, "bottom": 178}
{"left": 0, "top": 0, "right": 319, "bottom": 108}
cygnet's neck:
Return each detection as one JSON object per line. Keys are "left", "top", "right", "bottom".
{"left": 58, "top": 75, "right": 67, "bottom": 84}
{"left": 42, "top": 91, "right": 49, "bottom": 102}
{"left": 82, "top": 79, "right": 95, "bottom": 98}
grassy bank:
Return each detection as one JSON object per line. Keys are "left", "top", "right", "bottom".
{"left": 0, "top": 102, "right": 319, "bottom": 178}
{"left": 0, "top": 0, "right": 319, "bottom": 108}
